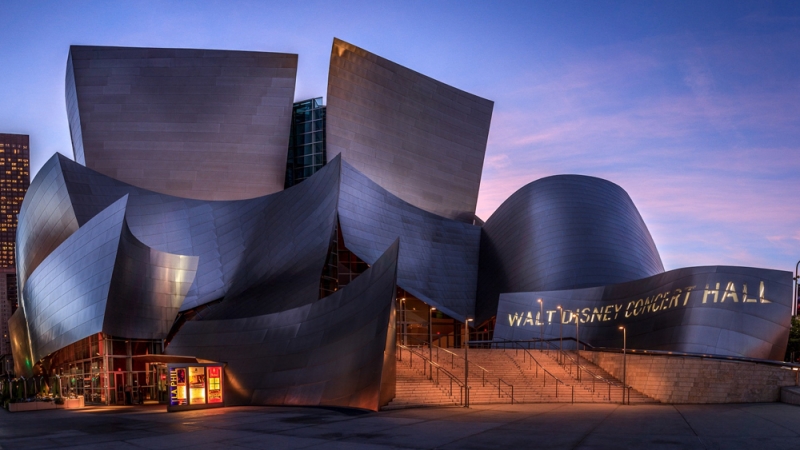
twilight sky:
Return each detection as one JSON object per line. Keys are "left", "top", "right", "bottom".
{"left": 1, "top": 1, "right": 798, "bottom": 272}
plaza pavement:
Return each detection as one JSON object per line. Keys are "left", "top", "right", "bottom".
{"left": 1, "top": 402, "right": 799, "bottom": 449}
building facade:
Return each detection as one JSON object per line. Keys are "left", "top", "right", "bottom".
{"left": 285, "top": 98, "right": 326, "bottom": 188}
{"left": 7, "top": 40, "right": 793, "bottom": 410}
{"left": 0, "top": 133, "right": 29, "bottom": 372}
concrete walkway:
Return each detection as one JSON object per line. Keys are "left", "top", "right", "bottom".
{"left": 1, "top": 402, "right": 799, "bottom": 449}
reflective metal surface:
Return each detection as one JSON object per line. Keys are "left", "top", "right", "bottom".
{"left": 327, "top": 39, "right": 493, "bottom": 221}
{"left": 494, "top": 266, "right": 793, "bottom": 360}
{"left": 21, "top": 196, "right": 198, "bottom": 363}
{"left": 10, "top": 38, "right": 795, "bottom": 400}
{"left": 338, "top": 159, "right": 480, "bottom": 322}
{"left": 477, "top": 174, "right": 665, "bottom": 324}
{"left": 18, "top": 153, "right": 339, "bottom": 314}
{"left": 167, "top": 240, "right": 399, "bottom": 411}
{"left": 66, "top": 46, "right": 297, "bottom": 201}
{"left": 8, "top": 306, "right": 32, "bottom": 377}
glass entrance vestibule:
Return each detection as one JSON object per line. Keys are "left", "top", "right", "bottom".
{"left": 42, "top": 333, "right": 171, "bottom": 405}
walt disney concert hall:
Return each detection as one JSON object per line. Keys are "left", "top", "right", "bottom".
{"left": 9, "top": 39, "right": 793, "bottom": 410}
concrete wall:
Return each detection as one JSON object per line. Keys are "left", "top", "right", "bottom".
{"left": 580, "top": 350, "right": 798, "bottom": 403}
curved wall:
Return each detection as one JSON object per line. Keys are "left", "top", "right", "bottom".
{"left": 476, "top": 175, "right": 664, "bottom": 323}
{"left": 327, "top": 38, "right": 493, "bottom": 221}
{"left": 19, "top": 153, "right": 339, "bottom": 314}
{"left": 494, "top": 266, "right": 793, "bottom": 360}
{"left": 167, "top": 240, "right": 399, "bottom": 410}
{"left": 20, "top": 196, "right": 199, "bottom": 363}
{"left": 15, "top": 153, "right": 81, "bottom": 291}
{"left": 338, "top": 159, "right": 480, "bottom": 322}
{"left": 66, "top": 45, "right": 297, "bottom": 200}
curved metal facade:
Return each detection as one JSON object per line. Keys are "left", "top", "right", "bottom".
{"left": 338, "top": 159, "right": 480, "bottom": 322}
{"left": 8, "top": 39, "right": 794, "bottom": 406}
{"left": 327, "top": 38, "right": 493, "bottom": 222}
{"left": 167, "top": 240, "right": 399, "bottom": 410}
{"left": 494, "top": 266, "right": 793, "bottom": 360}
{"left": 476, "top": 175, "right": 665, "bottom": 323}
{"left": 18, "top": 153, "right": 339, "bottom": 314}
{"left": 20, "top": 195, "right": 198, "bottom": 365}
{"left": 66, "top": 46, "right": 297, "bottom": 201}
{"left": 16, "top": 153, "right": 81, "bottom": 292}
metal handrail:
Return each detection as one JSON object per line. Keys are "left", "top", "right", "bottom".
{"left": 398, "top": 344, "right": 464, "bottom": 405}
{"left": 498, "top": 378, "right": 514, "bottom": 404}
{"left": 404, "top": 335, "right": 494, "bottom": 388}
{"left": 540, "top": 339, "right": 624, "bottom": 385}
{"left": 483, "top": 338, "right": 572, "bottom": 400}
{"left": 401, "top": 338, "right": 518, "bottom": 405}
{"left": 485, "top": 338, "right": 628, "bottom": 403}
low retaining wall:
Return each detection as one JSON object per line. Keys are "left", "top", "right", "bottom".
{"left": 6, "top": 396, "right": 84, "bottom": 413}
{"left": 579, "top": 351, "right": 798, "bottom": 403}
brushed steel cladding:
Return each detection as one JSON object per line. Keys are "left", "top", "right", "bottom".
{"left": 103, "top": 221, "right": 199, "bottom": 339}
{"left": 66, "top": 45, "right": 297, "bottom": 200}
{"left": 65, "top": 54, "right": 85, "bottom": 165}
{"left": 338, "top": 159, "right": 480, "bottom": 322}
{"left": 22, "top": 197, "right": 126, "bottom": 363}
{"left": 167, "top": 241, "right": 399, "bottom": 411}
{"left": 476, "top": 175, "right": 665, "bottom": 324}
{"left": 15, "top": 153, "right": 81, "bottom": 293}
{"left": 23, "top": 153, "right": 339, "bottom": 313}
{"left": 19, "top": 196, "right": 199, "bottom": 363}
{"left": 327, "top": 38, "right": 493, "bottom": 221}
{"left": 8, "top": 307, "right": 33, "bottom": 377}
{"left": 494, "top": 266, "right": 793, "bottom": 360}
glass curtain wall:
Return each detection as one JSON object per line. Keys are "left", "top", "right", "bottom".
{"left": 43, "top": 334, "right": 164, "bottom": 405}
{"left": 285, "top": 98, "right": 326, "bottom": 188}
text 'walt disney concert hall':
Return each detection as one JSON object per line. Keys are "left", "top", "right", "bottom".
{"left": 9, "top": 39, "right": 793, "bottom": 410}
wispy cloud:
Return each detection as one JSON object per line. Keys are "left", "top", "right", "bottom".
{"left": 477, "top": 31, "right": 800, "bottom": 271}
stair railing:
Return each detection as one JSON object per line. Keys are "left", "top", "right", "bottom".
{"left": 405, "top": 335, "right": 493, "bottom": 389}
{"left": 402, "top": 336, "right": 517, "bottom": 404}
{"left": 538, "top": 338, "right": 627, "bottom": 403}
{"left": 494, "top": 338, "right": 628, "bottom": 403}
{"left": 479, "top": 338, "right": 573, "bottom": 402}
{"left": 397, "top": 343, "right": 464, "bottom": 405}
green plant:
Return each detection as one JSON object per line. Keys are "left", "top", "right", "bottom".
{"left": 54, "top": 397, "right": 64, "bottom": 405}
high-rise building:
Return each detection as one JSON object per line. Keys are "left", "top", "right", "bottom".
{"left": 285, "top": 98, "right": 326, "bottom": 188}
{"left": 0, "top": 133, "right": 29, "bottom": 367}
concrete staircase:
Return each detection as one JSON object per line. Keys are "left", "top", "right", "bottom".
{"left": 504, "top": 348, "right": 656, "bottom": 404}
{"left": 434, "top": 347, "right": 657, "bottom": 404}
{"left": 385, "top": 346, "right": 656, "bottom": 408}
{"left": 383, "top": 351, "right": 461, "bottom": 409}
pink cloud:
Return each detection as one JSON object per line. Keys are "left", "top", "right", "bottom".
{"left": 476, "top": 32, "right": 800, "bottom": 272}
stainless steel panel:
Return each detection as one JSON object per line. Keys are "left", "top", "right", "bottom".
{"left": 8, "top": 307, "right": 33, "bottom": 377}
{"left": 477, "top": 174, "right": 665, "bottom": 323}
{"left": 20, "top": 195, "right": 198, "bottom": 363}
{"left": 494, "top": 266, "right": 792, "bottom": 360}
{"left": 20, "top": 153, "right": 338, "bottom": 314}
{"left": 338, "top": 159, "right": 480, "bottom": 322}
{"left": 327, "top": 38, "right": 493, "bottom": 221}
{"left": 66, "top": 45, "right": 297, "bottom": 201}
{"left": 167, "top": 240, "right": 399, "bottom": 411}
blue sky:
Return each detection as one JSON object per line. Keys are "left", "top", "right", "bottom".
{"left": 1, "top": 0, "right": 798, "bottom": 272}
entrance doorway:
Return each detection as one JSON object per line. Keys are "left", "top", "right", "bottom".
{"left": 114, "top": 372, "right": 125, "bottom": 405}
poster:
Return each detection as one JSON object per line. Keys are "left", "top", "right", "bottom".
{"left": 188, "top": 366, "right": 206, "bottom": 404}
{"left": 169, "top": 368, "right": 187, "bottom": 406}
{"left": 207, "top": 366, "right": 223, "bottom": 404}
